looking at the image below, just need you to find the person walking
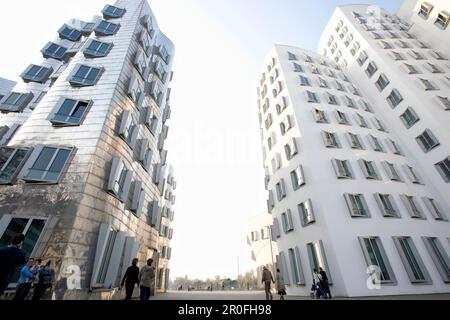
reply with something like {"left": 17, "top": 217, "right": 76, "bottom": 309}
{"left": 32, "top": 261, "right": 54, "bottom": 300}
{"left": 138, "top": 259, "right": 155, "bottom": 301}
{"left": 14, "top": 258, "right": 36, "bottom": 300}
{"left": 275, "top": 269, "right": 287, "bottom": 300}
{"left": 0, "top": 234, "right": 27, "bottom": 296}
{"left": 120, "top": 258, "right": 140, "bottom": 301}
{"left": 319, "top": 267, "right": 332, "bottom": 299}
{"left": 312, "top": 269, "right": 323, "bottom": 299}
{"left": 261, "top": 266, "right": 274, "bottom": 301}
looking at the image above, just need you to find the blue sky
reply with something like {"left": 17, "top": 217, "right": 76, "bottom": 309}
{"left": 0, "top": 0, "right": 403, "bottom": 280}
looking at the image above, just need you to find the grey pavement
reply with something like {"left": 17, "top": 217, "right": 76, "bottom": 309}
{"left": 153, "top": 290, "right": 450, "bottom": 300}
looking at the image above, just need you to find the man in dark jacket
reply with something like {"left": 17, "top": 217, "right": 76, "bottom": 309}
{"left": 121, "top": 258, "right": 140, "bottom": 300}
{"left": 319, "top": 267, "right": 332, "bottom": 299}
{"left": 0, "top": 234, "right": 26, "bottom": 295}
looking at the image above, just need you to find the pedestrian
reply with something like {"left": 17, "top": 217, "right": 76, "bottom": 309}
{"left": 120, "top": 258, "right": 140, "bottom": 301}
{"left": 319, "top": 267, "right": 332, "bottom": 299}
{"left": 312, "top": 268, "right": 323, "bottom": 299}
{"left": 275, "top": 269, "right": 287, "bottom": 300}
{"left": 32, "top": 261, "right": 54, "bottom": 300}
{"left": 14, "top": 258, "right": 36, "bottom": 300}
{"left": 138, "top": 258, "right": 155, "bottom": 301}
{"left": 0, "top": 233, "right": 27, "bottom": 296}
{"left": 261, "top": 266, "right": 274, "bottom": 301}
{"left": 31, "top": 259, "right": 43, "bottom": 275}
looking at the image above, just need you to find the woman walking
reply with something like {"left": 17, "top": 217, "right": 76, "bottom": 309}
{"left": 275, "top": 269, "right": 287, "bottom": 300}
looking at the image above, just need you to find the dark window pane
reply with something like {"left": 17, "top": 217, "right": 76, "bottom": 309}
{"left": 45, "top": 149, "right": 71, "bottom": 181}
{"left": 32, "top": 147, "right": 56, "bottom": 171}
{"left": 0, "top": 218, "right": 28, "bottom": 248}
{"left": 21, "top": 219, "right": 45, "bottom": 255}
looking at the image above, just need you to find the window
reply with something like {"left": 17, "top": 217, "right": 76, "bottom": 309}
{"left": 386, "top": 89, "right": 403, "bottom": 108}
{"left": 265, "top": 113, "right": 273, "bottom": 130}
{"left": 422, "top": 198, "right": 447, "bottom": 221}
{"left": 20, "top": 64, "right": 53, "bottom": 84}
{"left": 416, "top": 129, "right": 440, "bottom": 153}
{"left": 357, "top": 51, "right": 368, "bottom": 66}
{"left": 332, "top": 159, "right": 353, "bottom": 179}
{"left": 318, "top": 78, "right": 328, "bottom": 88}
{"left": 335, "top": 81, "right": 345, "bottom": 91}
{"left": 58, "top": 25, "right": 82, "bottom": 42}
{"left": 288, "top": 247, "right": 305, "bottom": 285}
{"left": 0, "top": 124, "right": 20, "bottom": 146}
{"left": 281, "top": 210, "right": 294, "bottom": 233}
{"left": 393, "top": 237, "right": 431, "bottom": 284}
{"left": 397, "top": 40, "right": 410, "bottom": 48}
{"left": 360, "top": 100, "right": 373, "bottom": 112}
{"left": 306, "top": 91, "right": 319, "bottom": 103}
{"left": 280, "top": 115, "right": 293, "bottom": 135}
{"left": 102, "top": 4, "right": 126, "bottom": 19}
{"left": 307, "top": 241, "right": 332, "bottom": 284}
{"left": 21, "top": 146, "right": 73, "bottom": 183}
{"left": 157, "top": 45, "right": 171, "bottom": 64}
{"left": 347, "top": 132, "right": 364, "bottom": 150}
{"left": 81, "top": 22, "right": 96, "bottom": 34}
{"left": 322, "top": 131, "right": 340, "bottom": 148}
{"left": 365, "top": 61, "right": 378, "bottom": 77}
{"left": 107, "top": 157, "right": 133, "bottom": 202}
{"left": 418, "top": 78, "right": 438, "bottom": 90}
{"left": 371, "top": 32, "right": 382, "bottom": 39}
{"left": 336, "top": 110, "right": 350, "bottom": 125}
{"left": 434, "top": 11, "right": 450, "bottom": 30}
{"left": 422, "top": 237, "right": 450, "bottom": 283}
{"left": 50, "top": 98, "right": 91, "bottom": 126}
{"left": 285, "top": 138, "right": 298, "bottom": 160}
{"left": 390, "top": 51, "right": 405, "bottom": 60}
{"left": 310, "top": 65, "right": 320, "bottom": 75}
{"left": 409, "top": 50, "right": 424, "bottom": 59}
{"left": 375, "top": 74, "right": 390, "bottom": 91}
{"left": 30, "top": 91, "right": 47, "bottom": 110}
{"left": 298, "top": 199, "right": 315, "bottom": 226}
{"left": 150, "top": 81, "right": 164, "bottom": 105}
{"left": 128, "top": 77, "right": 143, "bottom": 108}
{"left": 95, "top": 20, "right": 120, "bottom": 36}
{"left": 293, "top": 63, "right": 303, "bottom": 72}
{"left": 119, "top": 111, "right": 138, "bottom": 149}
{"left": 403, "top": 63, "right": 419, "bottom": 74}
{"left": 356, "top": 114, "right": 369, "bottom": 128}
{"left": 130, "top": 180, "right": 145, "bottom": 216}
{"left": 358, "top": 237, "right": 396, "bottom": 284}
{"left": 276, "top": 97, "right": 289, "bottom": 115}
{"left": 134, "top": 51, "right": 148, "bottom": 78}
{"left": 437, "top": 96, "right": 450, "bottom": 110}
{"left": 383, "top": 161, "right": 402, "bottom": 181}
{"left": 69, "top": 65, "right": 103, "bottom": 87}
{"left": 431, "top": 50, "right": 447, "bottom": 60}
{"left": 349, "top": 85, "right": 360, "bottom": 96}
{"left": 288, "top": 52, "right": 297, "bottom": 61}
{"left": 425, "top": 63, "right": 443, "bottom": 73}
{"left": 401, "top": 195, "right": 426, "bottom": 219}
{"left": 41, "top": 42, "right": 68, "bottom": 61}
{"left": 368, "top": 135, "right": 385, "bottom": 152}
{"left": 267, "top": 191, "right": 275, "bottom": 213}
{"left": 375, "top": 194, "right": 400, "bottom": 217}
{"left": 138, "top": 139, "right": 153, "bottom": 171}
{"left": 275, "top": 179, "right": 287, "bottom": 201}
{"left": 83, "top": 39, "right": 113, "bottom": 58}
{"left": 155, "top": 61, "right": 168, "bottom": 83}
{"left": 388, "top": 32, "right": 399, "bottom": 39}
{"left": 386, "top": 139, "right": 403, "bottom": 155}
{"left": 304, "top": 54, "right": 313, "bottom": 63}
{"left": 418, "top": 3, "right": 433, "bottom": 19}
{"left": 290, "top": 165, "right": 305, "bottom": 190}
{"left": 312, "top": 109, "right": 328, "bottom": 123}
{"left": 0, "top": 147, "right": 30, "bottom": 184}
{"left": 326, "top": 69, "right": 335, "bottom": 78}
{"left": 140, "top": 31, "right": 152, "bottom": 55}
{"left": 344, "top": 193, "right": 371, "bottom": 217}
{"left": 379, "top": 40, "right": 392, "bottom": 49}
{"left": 299, "top": 75, "right": 310, "bottom": 86}
{"left": 403, "top": 165, "right": 422, "bottom": 184}
{"left": 435, "top": 157, "right": 450, "bottom": 182}
{"left": 325, "top": 93, "right": 339, "bottom": 105}
{"left": 0, "top": 92, "right": 34, "bottom": 113}
{"left": 400, "top": 107, "right": 419, "bottom": 128}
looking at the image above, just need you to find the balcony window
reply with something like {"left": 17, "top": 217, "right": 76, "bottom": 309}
{"left": 0, "top": 92, "right": 34, "bottom": 113}
{"left": 58, "top": 25, "right": 82, "bottom": 42}
{"left": 375, "top": 194, "right": 400, "bottom": 218}
{"left": 69, "top": 65, "right": 104, "bottom": 87}
{"left": 386, "top": 89, "right": 403, "bottom": 108}
{"left": 107, "top": 157, "right": 133, "bottom": 202}
{"left": 368, "top": 135, "right": 385, "bottom": 152}
{"left": 0, "top": 147, "right": 31, "bottom": 184}
{"left": 41, "top": 42, "right": 68, "bottom": 61}
{"left": 50, "top": 98, "right": 91, "bottom": 126}
{"left": 400, "top": 107, "right": 419, "bottom": 128}
{"left": 290, "top": 165, "right": 305, "bottom": 190}
{"left": 435, "top": 157, "right": 450, "bottom": 182}
{"left": 344, "top": 194, "right": 370, "bottom": 217}
{"left": 102, "top": 5, "right": 126, "bottom": 19}
{"left": 416, "top": 129, "right": 440, "bottom": 153}
{"left": 418, "top": 78, "right": 438, "bottom": 90}
{"left": 119, "top": 111, "right": 139, "bottom": 149}
{"left": 359, "top": 160, "right": 380, "bottom": 180}
{"left": 95, "top": 20, "right": 120, "bottom": 36}
{"left": 83, "top": 39, "right": 114, "bottom": 58}
{"left": 322, "top": 131, "right": 340, "bottom": 148}
{"left": 332, "top": 159, "right": 353, "bottom": 179}
{"left": 306, "top": 91, "right": 319, "bottom": 103}
{"left": 20, "top": 64, "right": 53, "bottom": 84}
{"left": 434, "top": 11, "right": 450, "bottom": 29}
{"left": 298, "top": 200, "right": 315, "bottom": 226}
{"left": 313, "top": 109, "right": 328, "bottom": 123}
{"left": 347, "top": 132, "right": 364, "bottom": 150}
{"left": 418, "top": 2, "right": 433, "bottom": 19}
{"left": 401, "top": 195, "right": 426, "bottom": 219}
{"left": 365, "top": 61, "right": 378, "bottom": 77}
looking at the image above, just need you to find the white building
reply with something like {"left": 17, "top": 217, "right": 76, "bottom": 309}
{"left": 257, "top": 40, "right": 450, "bottom": 296}
{"left": 0, "top": 0, "right": 175, "bottom": 299}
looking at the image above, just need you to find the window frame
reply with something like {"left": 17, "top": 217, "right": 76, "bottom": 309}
{"left": 49, "top": 97, "right": 92, "bottom": 127}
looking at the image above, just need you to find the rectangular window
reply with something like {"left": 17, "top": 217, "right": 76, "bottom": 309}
{"left": 150, "top": 81, "right": 164, "bottom": 105}
{"left": 391, "top": 51, "right": 405, "bottom": 60}
{"left": 422, "top": 237, "right": 450, "bottom": 283}
{"left": 368, "top": 135, "right": 384, "bottom": 152}
{"left": 422, "top": 197, "right": 447, "bottom": 221}
{"left": 401, "top": 195, "right": 426, "bottom": 219}
{"left": 293, "top": 62, "right": 303, "bottom": 72}
{"left": 288, "top": 247, "right": 305, "bottom": 285}
{"left": 416, "top": 129, "right": 440, "bottom": 153}
{"left": 276, "top": 97, "right": 289, "bottom": 115}
{"left": 280, "top": 115, "right": 292, "bottom": 135}
{"left": 299, "top": 75, "right": 310, "bottom": 86}
{"left": 418, "top": 3, "right": 433, "bottom": 19}
{"left": 107, "top": 157, "right": 133, "bottom": 202}
{"left": 102, "top": 4, "right": 126, "bottom": 19}
{"left": 386, "top": 89, "right": 403, "bottom": 108}
{"left": 138, "top": 139, "right": 153, "bottom": 171}
{"left": 394, "top": 237, "right": 431, "bottom": 283}
{"left": 403, "top": 165, "right": 422, "bottom": 184}
{"left": 58, "top": 25, "right": 82, "bottom": 42}
{"left": 0, "top": 92, "right": 34, "bottom": 113}
{"left": 310, "top": 65, "right": 320, "bottom": 74}
{"left": 360, "top": 100, "right": 373, "bottom": 112}
{"left": 128, "top": 77, "right": 143, "bottom": 108}
{"left": 400, "top": 107, "right": 419, "bottom": 128}
{"left": 375, "top": 74, "right": 390, "bottom": 91}
{"left": 119, "top": 111, "right": 139, "bottom": 149}
{"left": 418, "top": 78, "right": 437, "bottom": 90}
{"left": 298, "top": 199, "right": 315, "bottom": 226}
{"left": 288, "top": 52, "right": 298, "bottom": 61}
{"left": 0, "top": 147, "right": 31, "bottom": 184}
{"left": 347, "top": 132, "right": 364, "bottom": 150}
{"left": 276, "top": 179, "right": 287, "bottom": 201}
{"left": 95, "top": 20, "right": 120, "bottom": 36}
{"left": 69, "top": 65, "right": 104, "bottom": 87}
{"left": 409, "top": 50, "right": 424, "bottom": 60}
{"left": 357, "top": 51, "right": 368, "bottom": 66}
{"left": 403, "top": 63, "right": 419, "bottom": 74}
{"left": 383, "top": 161, "right": 402, "bottom": 181}
{"left": 306, "top": 91, "right": 319, "bottom": 103}
{"left": 365, "top": 61, "right": 378, "bottom": 77}
{"left": 290, "top": 165, "right": 305, "bottom": 190}
{"left": 318, "top": 78, "right": 328, "bottom": 88}
{"left": 84, "top": 39, "right": 113, "bottom": 58}
{"left": 267, "top": 190, "right": 275, "bottom": 213}
{"left": 325, "top": 93, "right": 338, "bottom": 105}
{"left": 322, "top": 131, "right": 340, "bottom": 148}
{"left": 435, "top": 157, "right": 450, "bottom": 182}
{"left": 41, "top": 42, "right": 68, "bottom": 60}
{"left": 130, "top": 180, "right": 145, "bottom": 216}
{"left": 356, "top": 114, "right": 369, "bottom": 128}
{"left": 285, "top": 138, "right": 298, "bottom": 160}
{"left": 50, "top": 98, "right": 91, "bottom": 126}
{"left": 374, "top": 193, "right": 400, "bottom": 218}
{"left": 335, "top": 81, "right": 345, "bottom": 91}
{"left": 21, "top": 146, "right": 73, "bottom": 183}
{"left": 281, "top": 210, "right": 294, "bottom": 233}
{"left": 435, "top": 11, "right": 450, "bottom": 30}
{"left": 336, "top": 110, "right": 350, "bottom": 125}
{"left": 307, "top": 241, "right": 332, "bottom": 284}
{"left": 157, "top": 45, "right": 171, "bottom": 64}
{"left": 20, "top": 64, "right": 53, "bottom": 83}
{"left": 313, "top": 109, "right": 328, "bottom": 123}
{"left": 344, "top": 193, "right": 371, "bottom": 218}
{"left": 431, "top": 50, "right": 447, "bottom": 60}
{"left": 358, "top": 237, "right": 396, "bottom": 284}
{"left": 332, "top": 159, "right": 353, "bottom": 179}
{"left": 379, "top": 40, "right": 392, "bottom": 49}
{"left": 426, "top": 63, "right": 443, "bottom": 73}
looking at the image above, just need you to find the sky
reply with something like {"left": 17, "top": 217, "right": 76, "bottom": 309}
{"left": 0, "top": 0, "right": 402, "bottom": 281}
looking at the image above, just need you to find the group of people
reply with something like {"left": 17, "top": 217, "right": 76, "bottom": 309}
{"left": 120, "top": 258, "right": 156, "bottom": 300}
{"left": 0, "top": 233, "right": 54, "bottom": 300}
{"left": 261, "top": 265, "right": 332, "bottom": 300}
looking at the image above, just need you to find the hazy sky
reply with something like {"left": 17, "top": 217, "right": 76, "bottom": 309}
{"left": 0, "top": 0, "right": 402, "bottom": 280}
